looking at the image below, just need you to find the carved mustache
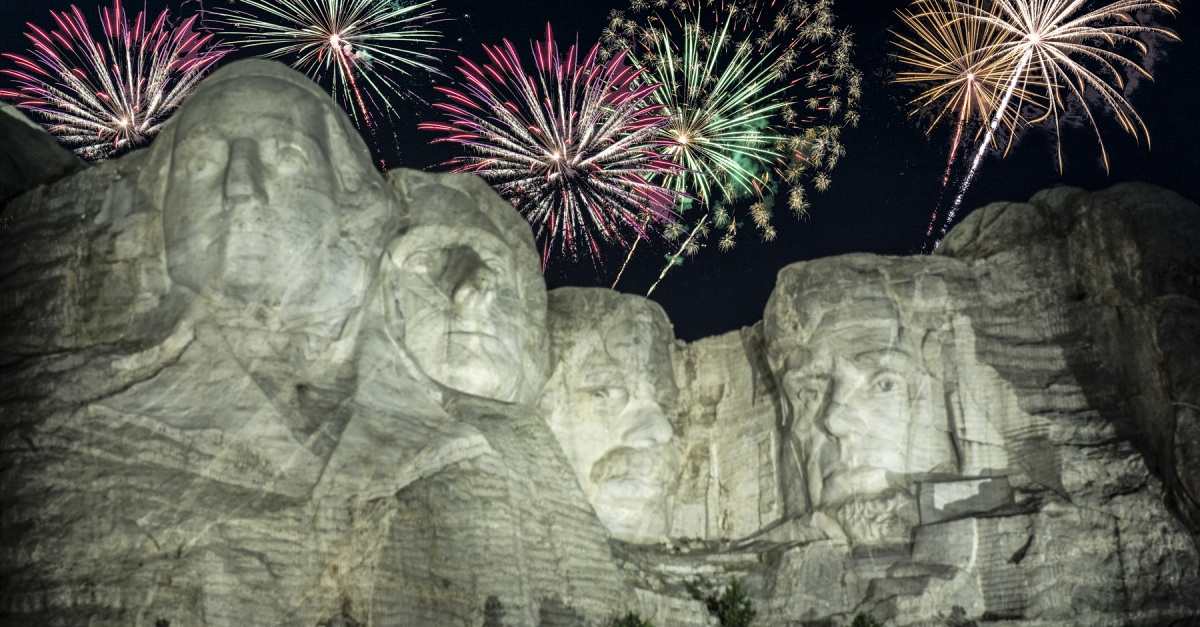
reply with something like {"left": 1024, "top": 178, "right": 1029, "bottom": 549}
{"left": 590, "top": 445, "right": 678, "bottom": 487}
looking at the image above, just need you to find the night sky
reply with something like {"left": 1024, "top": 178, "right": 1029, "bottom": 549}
{"left": 3, "top": 0, "right": 1196, "bottom": 341}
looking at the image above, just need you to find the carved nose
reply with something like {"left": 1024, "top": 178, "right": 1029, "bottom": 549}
{"left": 452, "top": 263, "right": 495, "bottom": 312}
{"left": 617, "top": 400, "right": 673, "bottom": 448}
{"left": 223, "top": 138, "right": 268, "bottom": 210}
{"left": 821, "top": 396, "right": 858, "bottom": 439}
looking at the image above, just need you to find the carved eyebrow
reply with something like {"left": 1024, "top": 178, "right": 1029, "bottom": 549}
{"left": 571, "top": 368, "right": 626, "bottom": 388}
{"left": 851, "top": 348, "right": 914, "bottom": 369}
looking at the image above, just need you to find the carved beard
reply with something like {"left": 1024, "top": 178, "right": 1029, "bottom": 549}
{"left": 588, "top": 445, "right": 679, "bottom": 542}
{"left": 831, "top": 489, "right": 919, "bottom": 545}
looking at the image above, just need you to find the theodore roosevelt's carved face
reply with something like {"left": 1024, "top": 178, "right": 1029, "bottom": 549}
{"left": 543, "top": 291, "right": 680, "bottom": 544}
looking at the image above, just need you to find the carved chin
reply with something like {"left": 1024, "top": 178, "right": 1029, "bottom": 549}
{"left": 424, "top": 333, "right": 523, "bottom": 401}
{"left": 590, "top": 483, "right": 671, "bottom": 544}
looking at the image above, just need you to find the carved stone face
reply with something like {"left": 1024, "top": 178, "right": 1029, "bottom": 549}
{"left": 161, "top": 76, "right": 380, "bottom": 336}
{"left": 387, "top": 225, "right": 527, "bottom": 402}
{"left": 769, "top": 293, "right": 957, "bottom": 512}
{"left": 544, "top": 293, "right": 680, "bottom": 543}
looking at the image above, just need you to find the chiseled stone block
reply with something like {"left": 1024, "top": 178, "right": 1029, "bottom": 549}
{"left": 917, "top": 476, "right": 1014, "bottom": 524}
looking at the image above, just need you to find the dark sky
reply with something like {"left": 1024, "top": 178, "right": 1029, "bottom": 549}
{"left": 3, "top": 0, "right": 1196, "bottom": 340}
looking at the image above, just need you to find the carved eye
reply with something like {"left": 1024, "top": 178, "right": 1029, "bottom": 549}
{"left": 187, "top": 154, "right": 221, "bottom": 177}
{"left": 583, "top": 386, "right": 629, "bottom": 413}
{"left": 870, "top": 373, "right": 905, "bottom": 395}
{"left": 275, "top": 143, "right": 307, "bottom": 174}
{"left": 175, "top": 135, "right": 224, "bottom": 177}
{"left": 406, "top": 249, "right": 446, "bottom": 276}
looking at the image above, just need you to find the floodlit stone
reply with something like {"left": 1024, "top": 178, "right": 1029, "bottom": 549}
{"left": 0, "top": 101, "right": 85, "bottom": 204}
{"left": 2, "top": 58, "right": 1199, "bottom": 627}
{"left": 542, "top": 288, "right": 681, "bottom": 544}
{"left": 386, "top": 168, "right": 549, "bottom": 405}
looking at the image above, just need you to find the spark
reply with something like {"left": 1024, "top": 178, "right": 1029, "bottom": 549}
{"left": 420, "top": 24, "right": 687, "bottom": 269}
{"left": 210, "top": 0, "right": 446, "bottom": 128}
{"left": 897, "top": 0, "right": 1178, "bottom": 241}
{"left": 0, "top": 0, "right": 228, "bottom": 160}
{"left": 604, "top": 0, "right": 860, "bottom": 288}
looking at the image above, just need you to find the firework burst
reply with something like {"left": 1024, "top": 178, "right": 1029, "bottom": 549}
{"left": 891, "top": 0, "right": 1036, "bottom": 181}
{"left": 210, "top": 0, "right": 446, "bottom": 128}
{"left": 602, "top": 0, "right": 860, "bottom": 288}
{"left": 891, "top": 0, "right": 1043, "bottom": 238}
{"left": 894, "top": 0, "right": 1179, "bottom": 242}
{"left": 419, "top": 24, "right": 687, "bottom": 268}
{"left": 0, "top": 0, "right": 228, "bottom": 160}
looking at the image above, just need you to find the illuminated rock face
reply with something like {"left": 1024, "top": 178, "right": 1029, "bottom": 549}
{"left": 542, "top": 288, "right": 682, "bottom": 544}
{"left": 2, "top": 58, "right": 1199, "bottom": 627}
{"left": 0, "top": 60, "right": 628, "bottom": 627}
{"left": 0, "top": 101, "right": 84, "bottom": 204}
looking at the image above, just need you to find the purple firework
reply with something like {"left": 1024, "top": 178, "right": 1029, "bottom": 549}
{"left": 420, "top": 24, "right": 686, "bottom": 269}
{"left": 1, "top": 0, "right": 229, "bottom": 160}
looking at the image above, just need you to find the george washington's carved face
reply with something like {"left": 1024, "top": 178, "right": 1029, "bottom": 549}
{"left": 161, "top": 75, "right": 387, "bottom": 336}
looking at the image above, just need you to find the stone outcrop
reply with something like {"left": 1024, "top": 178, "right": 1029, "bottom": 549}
{"left": 0, "top": 102, "right": 85, "bottom": 205}
{"left": 663, "top": 183, "right": 1200, "bottom": 626}
{"left": 0, "top": 60, "right": 629, "bottom": 627}
{"left": 2, "top": 59, "right": 1198, "bottom": 627}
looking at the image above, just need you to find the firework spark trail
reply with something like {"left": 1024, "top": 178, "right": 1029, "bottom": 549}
{"left": 0, "top": 0, "right": 228, "bottom": 160}
{"left": 211, "top": 0, "right": 446, "bottom": 129}
{"left": 891, "top": 0, "right": 1039, "bottom": 239}
{"left": 420, "top": 24, "right": 687, "bottom": 268}
{"left": 938, "top": 0, "right": 1178, "bottom": 239}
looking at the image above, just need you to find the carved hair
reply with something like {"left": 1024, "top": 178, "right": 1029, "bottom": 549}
{"left": 763, "top": 253, "right": 972, "bottom": 375}
{"left": 139, "top": 59, "right": 393, "bottom": 239}
{"left": 543, "top": 287, "right": 677, "bottom": 404}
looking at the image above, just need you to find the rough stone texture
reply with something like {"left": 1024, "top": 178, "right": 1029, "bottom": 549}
{"left": 3, "top": 58, "right": 1199, "bottom": 627}
{"left": 671, "top": 323, "right": 783, "bottom": 541}
{"left": 0, "top": 102, "right": 85, "bottom": 205}
{"left": 542, "top": 288, "right": 681, "bottom": 545}
{"left": 0, "top": 60, "right": 630, "bottom": 627}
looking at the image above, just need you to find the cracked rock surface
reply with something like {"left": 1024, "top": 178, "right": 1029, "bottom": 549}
{"left": 3, "top": 59, "right": 1199, "bottom": 627}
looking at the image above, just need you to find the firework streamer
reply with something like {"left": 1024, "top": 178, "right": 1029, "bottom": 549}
{"left": 1, "top": 0, "right": 229, "bottom": 160}
{"left": 939, "top": 0, "right": 1178, "bottom": 240}
{"left": 891, "top": 0, "right": 1039, "bottom": 240}
{"left": 603, "top": 0, "right": 861, "bottom": 290}
{"left": 210, "top": 0, "right": 447, "bottom": 129}
{"left": 420, "top": 24, "right": 687, "bottom": 269}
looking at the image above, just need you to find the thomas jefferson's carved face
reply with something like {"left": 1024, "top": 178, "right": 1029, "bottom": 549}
{"left": 387, "top": 225, "right": 527, "bottom": 402}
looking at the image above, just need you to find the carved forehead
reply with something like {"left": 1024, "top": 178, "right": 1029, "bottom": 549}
{"left": 174, "top": 79, "right": 330, "bottom": 138}
{"left": 189, "top": 58, "right": 335, "bottom": 105}
{"left": 764, "top": 254, "right": 967, "bottom": 366}
{"left": 548, "top": 288, "right": 675, "bottom": 372}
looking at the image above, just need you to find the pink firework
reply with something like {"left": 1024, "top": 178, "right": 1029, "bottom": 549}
{"left": 420, "top": 24, "right": 686, "bottom": 269}
{"left": 1, "top": 0, "right": 229, "bottom": 160}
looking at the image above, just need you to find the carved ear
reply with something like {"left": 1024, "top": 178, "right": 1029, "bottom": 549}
{"left": 141, "top": 123, "right": 175, "bottom": 216}
{"left": 325, "top": 109, "right": 368, "bottom": 195}
{"left": 380, "top": 239, "right": 407, "bottom": 345}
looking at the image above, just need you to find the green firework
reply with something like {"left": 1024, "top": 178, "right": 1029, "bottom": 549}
{"left": 604, "top": 0, "right": 861, "bottom": 252}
